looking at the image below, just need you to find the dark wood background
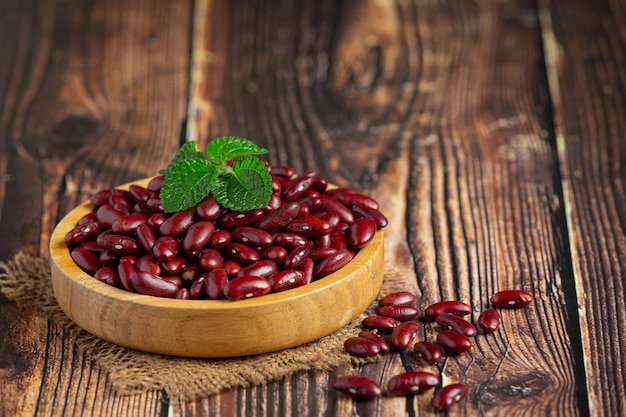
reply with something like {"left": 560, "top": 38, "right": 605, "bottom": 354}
{"left": 1, "top": 0, "right": 625, "bottom": 415}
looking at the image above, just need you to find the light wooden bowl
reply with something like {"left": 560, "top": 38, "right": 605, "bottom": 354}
{"left": 49, "top": 178, "right": 384, "bottom": 358}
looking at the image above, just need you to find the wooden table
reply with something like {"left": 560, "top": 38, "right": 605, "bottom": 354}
{"left": 1, "top": 0, "right": 624, "bottom": 415}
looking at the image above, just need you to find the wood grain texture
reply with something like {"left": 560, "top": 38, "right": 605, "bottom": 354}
{"left": 541, "top": 0, "right": 626, "bottom": 415}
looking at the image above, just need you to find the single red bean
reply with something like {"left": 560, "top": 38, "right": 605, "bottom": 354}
{"left": 269, "top": 165, "right": 295, "bottom": 179}
{"left": 255, "top": 202, "right": 301, "bottom": 232}
{"left": 203, "top": 268, "right": 228, "bottom": 300}
{"left": 195, "top": 196, "right": 223, "bottom": 220}
{"left": 424, "top": 300, "right": 472, "bottom": 319}
{"left": 432, "top": 383, "right": 468, "bottom": 410}
{"left": 285, "top": 216, "right": 332, "bottom": 238}
{"left": 146, "top": 175, "right": 164, "bottom": 192}
{"left": 259, "top": 245, "right": 288, "bottom": 262}
{"left": 225, "top": 243, "right": 260, "bottom": 264}
{"left": 159, "top": 210, "right": 195, "bottom": 236}
{"left": 362, "top": 315, "right": 401, "bottom": 333}
{"left": 490, "top": 290, "right": 533, "bottom": 308}
{"left": 208, "top": 229, "right": 231, "bottom": 249}
{"left": 309, "top": 173, "right": 328, "bottom": 193}
{"left": 296, "top": 202, "right": 310, "bottom": 218}
{"left": 119, "top": 255, "right": 138, "bottom": 265}
{"left": 219, "top": 209, "right": 265, "bottom": 229}
{"left": 314, "top": 211, "right": 340, "bottom": 229}
{"left": 136, "top": 223, "right": 157, "bottom": 252}
{"left": 437, "top": 330, "right": 472, "bottom": 353}
{"left": 65, "top": 221, "right": 101, "bottom": 247}
{"left": 387, "top": 371, "right": 439, "bottom": 395}
{"left": 330, "top": 230, "right": 349, "bottom": 252}
{"left": 298, "top": 257, "right": 314, "bottom": 285}
{"left": 188, "top": 276, "right": 206, "bottom": 300}
{"left": 413, "top": 341, "right": 443, "bottom": 364}
{"left": 117, "top": 259, "right": 137, "bottom": 293}
{"left": 478, "top": 308, "right": 501, "bottom": 332}
{"left": 281, "top": 175, "right": 315, "bottom": 202}
{"left": 96, "top": 204, "right": 125, "bottom": 228}
{"left": 145, "top": 196, "right": 164, "bottom": 212}
{"left": 267, "top": 269, "right": 306, "bottom": 292}
{"left": 238, "top": 260, "right": 277, "bottom": 278}
{"left": 351, "top": 205, "right": 388, "bottom": 228}
{"left": 152, "top": 236, "right": 179, "bottom": 262}
{"left": 331, "top": 376, "right": 381, "bottom": 398}
{"left": 160, "top": 256, "right": 188, "bottom": 275}
{"left": 78, "top": 212, "right": 98, "bottom": 226}
{"left": 80, "top": 240, "right": 105, "bottom": 253}
{"left": 358, "top": 331, "right": 391, "bottom": 354}
{"left": 379, "top": 292, "right": 416, "bottom": 307}
{"left": 160, "top": 274, "right": 184, "bottom": 288}
{"left": 223, "top": 259, "right": 242, "bottom": 277}
{"left": 109, "top": 193, "right": 132, "bottom": 214}
{"left": 147, "top": 213, "right": 167, "bottom": 230}
{"left": 98, "top": 250, "right": 119, "bottom": 266}
{"left": 344, "top": 336, "right": 380, "bottom": 357}
{"left": 137, "top": 255, "right": 162, "bottom": 275}
{"left": 111, "top": 214, "right": 147, "bottom": 235}
{"left": 96, "top": 233, "right": 140, "bottom": 255}
{"left": 318, "top": 195, "right": 354, "bottom": 224}
{"left": 323, "top": 187, "right": 356, "bottom": 199}
{"left": 308, "top": 247, "right": 338, "bottom": 262}
{"left": 376, "top": 305, "right": 419, "bottom": 321}
{"left": 272, "top": 233, "right": 313, "bottom": 249}
{"left": 199, "top": 248, "right": 224, "bottom": 270}
{"left": 175, "top": 288, "right": 190, "bottom": 299}
{"left": 90, "top": 189, "right": 113, "bottom": 207}
{"left": 129, "top": 184, "right": 150, "bottom": 203}
{"left": 298, "top": 195, "right": 322, "bottom": 212}
{"left": 181, "top": 264, "right": 202, "bottom": 282}
{"left": 389, "top": 321, "right": 419, "bottom": 350}
{"left": 70, "top": 248, "right": 101, "bottom": 274}
{"left": 94, "top": 266, "right": 121, "bottom": 287}
{"left": 436, "top": 314, "right": 477, "bottom": 337}
{"left": 231, "top": 227, "right": 273, "bottom": 248}
{"left": 223, "top": 275, "right": 271, "bottom": 300}
{"left": 182, "top": 220, "right": 215, "bottom": 252}
{"left": 313, "top": 250, "right": 352, "bottom": 279}
{"left": 339, "top": 192, "right": 380, "bottom": 211}
{"left": 131, "top": 271, "right": 179, "bottom": 298}
{"left": 282, "top": 245, "right": 311, "bottom": 268}
{"left": 265, "top": 194, "right": 282, "bottom": 210}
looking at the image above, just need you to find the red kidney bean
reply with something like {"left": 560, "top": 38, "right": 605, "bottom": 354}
{"left": 188, "top": 276, "right": 206, "bottom": 300}
{"left": 152, "top": 236, "right": 179, "bottom": 262}
{"left": 285, "top": 216, "right": 331, "bottom": 238}
{"left": 351, "top": 205, "right": 388, "bottom": 228}
{"left": 238, "top": 260, "right": 277, "bottom": 278}
{"left": 330, "top": 230, "right": 349, "bottom": 252}
{"left": 478, "top": 308, "right": 501, "bottom": 332}
{"left": 389, "top": 321, "right": 419, "bottom": 350}
{"left": 225, "top": 243, "right": 260, "bottom": 264}
{"left": 270, "top": 177, "right": 282, "bottom": 194}
{"left": 331, "top": 376, "right": 381, "bottom": 398}
{"left": 273, "top": 233, "right": 313, "bottom": 249}
{"left": 318, "top": 195, "right": 354, "bottom": 224}
{"left": 314, "top": 211, "right": 340, "bottom": 229}
{"left": 80, "top": 240, "right": 105, "bottom": 253}
{"left": 129, "top": 184, "right": 150, "bottom": 203}
{"left": 160, "top": 256, "right": 188, "bottom": 275}
{"left": 208, "top": 229, "right": 231, "bottom": 248}
{"left": 281, "top": 175, "right": 315, "bottom": 202}
{"left": 358, "top": 331, "right": 391, "bottom": 354}
{"left": 265, "top": 194, "right": 282, "bottom": 210}
{"left": 282, "top": 245, "right": 311, "bottom": 268}
{"left": 196, "top": 196, "right": 222, "bottom": 220}
{"left": 96, "top": 204, "right": 125, "bottom": 228}
{"left": 387, "top": 371, "right": 439, "bottom": 395}
{"left": 137, "top": 255, "right": 161, "bottom": 275}
{"left": 362, "top": 315, "right": 401, "bottom": 333}
{"left": 413, "top": 341, "right": 443, "bottom": 364}
{"left": 432, "top": 383, "right": 468, "bottom": 410}
{"left": 146, "top": 175, "right": 164, "bottom": 192}
{"left": 424, "top": 300, "right": 472, "bottom": 319}
{"left": 117, "top": 259, "right": 137, "bottom": 292}
{"left": 259, "top": 245, "right": 288, "bottom": 262}
{"left": 131, "top": 271, "right": 179, "bottom": 298}
{"left": 379, "top": 292, "right": 416, "bottom": 307}
{"left": 339, "top": 192, "right": 380, "bottom": 211}
{"left": 437, "top": 330, "right": 472, "bottom": 353}
{"left": 223, "top": 275, "right": 271, "bottom": 300}
{"left": 70, "top": 248, "right": 101, "bottom": 274}
{"left": 231, "top": 227, "right": 273, "bottom": 248}
{"left": 267, "top": 269, "right": 306, "bottom": 292}
{"left": 181, "top": 264, "right": 202, "bottom": 282}
{"left": 298, "top": 195, "right": 322, "bottom": 212}
{"left": 147, "top": 213, "right": 167, "bottom": 230}
{"left": 111, "top": 214, "right": 147, "bottom": 235}
{"left": 490, "top": 289, "right": 533, "bottom": 308}
{"left": 94, "top": 266, "right": 121, "bottom": 287}
{"left": 136, "top": 223, "right": 157, "bottom": 252}
{"left": 296, "top": 202, "right": 309, "bottom": 218}
{"left": 175, "top": 288, "right": 190, "bottom": 299}
{"left": 313, "top": 250, "right": 352, "bottom": 279}
{"left": 298, "top": 257, "right": 314, "bottom": 285}
{"left": 269, "top": 165, "right": 294, "bottom": 179}
{"left": 344, "top": 336, "right": 380, "bottom": 357}
{"left": 199, "top": 248, "right": 223, "bottom": 270}
{"left": 78, "top": 212, "right": 98, "bottom": 226}
{"left": 119, "top": 255, "right": 138, "bottom": 266}
{"left": 90, "top": 189, "right": 113, "bottom": 207}
{"left": 160, "top": 274, "right": 183, "bottom": 288}
{"left": 65, "top": 221, "right": 101, "bottom": 247}
{"left": 109, "top": 193, "right": 132, "bottom": 214}
{"left": 202, "top": 268, "right": 228, "bottom": 300}
{"left": 376, "top": 305, "right": 419, "bottom": 321}
{"left": 255, "top": 202, "right": 301, "bottom": 232}
{"left": 145, "top": 196, "right": 164, "bottom": 212}
{"left": 98, "top": 250, "right": 118, "bottom": 266}
{"left": 96, "top": 233, "right": 140, "bottom": 255}
{"left": 223, "top": 259, "right": 242, "bottom": 277}
{"left": 219, "top": 209, "right": 265, "bottom": 229}
{"left": 436, "top": 314, "right": 477, "bottom": 337}
{"left": 159, "top": 210, "right": 195, "bottom": 236}
{"left": 310, "top": 173, "right": 328, "bottom": 193}
{"left": 182, "top": 221, "right": 215, "bottom": 252}
{"left": 308, "top": 247, "right": 338, "bottom": 262}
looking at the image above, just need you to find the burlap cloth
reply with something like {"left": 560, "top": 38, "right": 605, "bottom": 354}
{"left": 0, "top": 253, "right": 403, "bottom": 403}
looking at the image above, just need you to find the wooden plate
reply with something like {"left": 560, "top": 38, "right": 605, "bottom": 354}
{"left": 49, "top": 179, "right": 384, "bottom": 357}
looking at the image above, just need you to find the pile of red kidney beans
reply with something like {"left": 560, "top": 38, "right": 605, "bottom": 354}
{"left": 64, "top": 166, "right": 388, "bottom": 300}
{"left": 333, "top": 289, "right": 533, "bottom": 410}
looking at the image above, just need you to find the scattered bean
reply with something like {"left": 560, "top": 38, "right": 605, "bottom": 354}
{"left": 478, "top": 308, "right": 501, "bottom": 332}
{"left": 490, "top": 290, "right": 533, "bottom": 308}
{"left": 331, "top": 376, "right": 382, "bottom": 398}
{"left": 344, "top": 336, "right": 381, "bottom": 357}
{"left": 435, "top": 314, "right": 477, "bottom": 337}
{"left": 387, "top": 371, "right": 439, "bottom": 395}
{"left": 432, "top": 383, "right": 468, "bottom": 410}
{"left": 413, "top": 341, "right": 443, "bottom": 364}
{"left": 437, "top": 330, "right": 472, "bottom": 353}
{"left": 424, "top": 300, "right": 472, "bottom": 319}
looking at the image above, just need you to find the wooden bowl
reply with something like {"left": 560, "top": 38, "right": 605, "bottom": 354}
{"left": 49, "top": 179, "right": 384, "bottom": 358}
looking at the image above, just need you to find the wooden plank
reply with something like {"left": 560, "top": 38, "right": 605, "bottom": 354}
{"left": 0, "top": 0, "right": 192, "bottom": 415}
{"left": 184, "top": 0, "right": 583, "bottom": 415}
{"left": 540, "top": 0, "right": 626, "bottom": 415}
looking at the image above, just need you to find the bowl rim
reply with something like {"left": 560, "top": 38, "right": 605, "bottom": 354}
{"left": 50, "top": 177, "right": 384, "bottom": 312}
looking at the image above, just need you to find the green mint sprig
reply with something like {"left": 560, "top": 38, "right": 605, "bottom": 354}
{"left": 158, "top": 137, "right": 272, "bottom": 213}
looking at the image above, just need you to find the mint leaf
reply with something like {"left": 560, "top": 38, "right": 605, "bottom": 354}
{"left": 160, "top": 158, "right": 218, "bottom": 212}
{"left": 159, "top": 141, "right": 204, "bottom": 176}
{"left": 211, "top": 156, "right": 272, "bottom": 210}
{"left": 205, "top": 136, "right": 268, "bottom": 164}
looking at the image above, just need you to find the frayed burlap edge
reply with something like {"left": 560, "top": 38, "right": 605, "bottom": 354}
{"left": 0, "top": 252, "right": 410, "bottom": 403}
